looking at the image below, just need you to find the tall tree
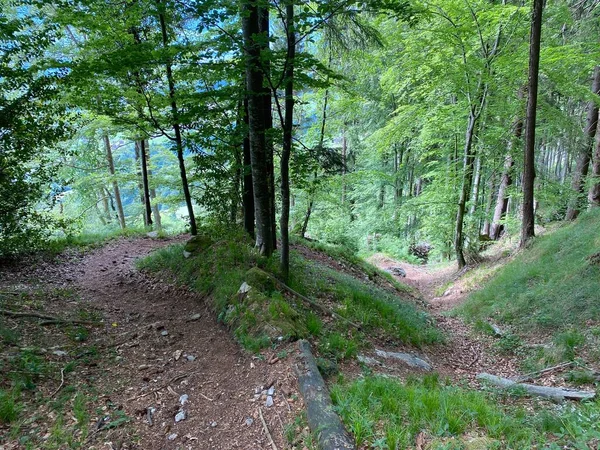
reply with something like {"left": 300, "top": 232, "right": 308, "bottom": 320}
{"left": 243, "top": 0, "right": 274, "bottom": 256}
{"left": 521, "top": 0, "right": 544, "bottom": 247}
{"left": 102, "top": 134, "right": 127, "bottom": 230}
{"left": 280, "top": 0, "right": 296, "bottom": 279}
{"left": 156, "top": 0, "right": 198, "bottom": 235}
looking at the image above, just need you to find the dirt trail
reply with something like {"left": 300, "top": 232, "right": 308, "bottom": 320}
{"left": 366, "top": 254, "right": 520, "bottom": 383}
{"left": 1, "top": 237, "right": 300, "bottom": 450}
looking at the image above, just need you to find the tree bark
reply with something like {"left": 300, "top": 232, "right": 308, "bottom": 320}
{"left": 521, "top": 0, "right": 543, "bottom": 247}
{"left": 259, "top": 5, "right": 277, "bottom": 250}
{"left": 280, "top": 0, "right": 295, "bottom": 280}
{"left": 243, "top": 97, "right": 255, "bottom": 238}
{"left": 103, "top": 134, "right": 126, "bottom": 229}
{"left": 157, "top": 3, "right": 197, "bottom": 235}
{"left": 139, "top": 139, "right": 153, "bottom": 228}
{"left": 588, "top": 110, "right": 600, "bottom": 206}
{"left": 243, "top": 0, "right": 274, "bottom": 256}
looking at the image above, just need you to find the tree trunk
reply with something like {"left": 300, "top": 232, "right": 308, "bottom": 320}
{"left": 481, "top": 171, "right": 496, "bottom": 236}
{"left": 588, "top": 110, "right": 600, "bottom": 206}
{"left": 280, "top": 0, "right": 295, "bottom": 280}
{"left": 259, "top": 5, "right": 277, "bottom": 250}
{"left": 243, "top": 97, "right": 255, "bottom": 238}
{"left": 145, "top": 140, "right": 162, "bottom": 231}
{"left": 521, "top": 0, "right": 543, "bottom": 247}
{"left": 455, "top": 109, "right": 479, "bottom": 268}
{"left": 469, "top": 157, "right": 482, "bottom": 215}
{"left": 139, "top": 139, "right": 153, "bottom": 228}
{"left": 300, "top": 199, "right": 313, "bottom": 238}
{"left": 103, "top": 134, "right": 126, "bottom": 229}
{"left": 100, "top": 189, "right": 111, "bottom": 223}
{"left": 157, "top": 4, "right": 197, "bottom": 235}
{"left": 135, "top": 141, "right": 149, "bottom": 227}
{"left": 565, "top": 65, "right": 600, "bottom": 215}
{"left": 243, "top": 0, "right": 274, "bottom": 256}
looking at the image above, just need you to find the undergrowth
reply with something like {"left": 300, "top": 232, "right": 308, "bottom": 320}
{"left": 332, "top": 374, "right": 600, "bottom": 449}
{"left": 457, "top": 209, "right": 600, "bottom": 351}
{"left": 138, "top": 226, "right": 439, "bottom": 355}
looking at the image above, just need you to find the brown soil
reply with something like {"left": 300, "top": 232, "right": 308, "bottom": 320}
{"left": 364, "top": 253, "right": 521, "bottom": 384}
{"left": 0, "top": 237, "right": 302, "bottom": 450}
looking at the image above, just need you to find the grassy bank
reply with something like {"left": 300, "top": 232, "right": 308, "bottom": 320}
{"left": 137, "top": 228, "right": 440, "bottom": 356}
{"left": 332, "top": 374, "right": 600, "bottom": 449}
{"left": 457, "top": 210, "right": 600, "bottom": 340}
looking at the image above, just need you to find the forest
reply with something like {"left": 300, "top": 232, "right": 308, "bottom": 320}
{"left": 2, "top": 0, "right": 600, "bottom": 449}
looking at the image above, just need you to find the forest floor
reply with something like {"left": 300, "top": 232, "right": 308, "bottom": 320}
{"left": 0, "top": 236, "right": 302, "bottom": 450}
{"left": 2, "top": 234, "right": 591, "bottom": 450}
{"left": 360, "top": 251, "right": 522, "bottom": 384}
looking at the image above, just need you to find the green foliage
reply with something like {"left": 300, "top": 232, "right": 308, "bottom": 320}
{"left": 0, "top": 3, "right": 74, "bottom": 257}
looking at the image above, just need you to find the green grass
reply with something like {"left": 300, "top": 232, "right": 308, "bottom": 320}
{"left": 457, "top": 210, "right": 600, "bottom": 336}
{"left": 139, "top": 226, "right": 439, "bottom": 354}
{"left": 331, "top": 374, "right": 600, "bottom": 449}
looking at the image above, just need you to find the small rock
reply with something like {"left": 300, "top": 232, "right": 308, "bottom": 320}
{"left": 238, "top": 282, "right": 251, "bottom": 294}
{"left": 52, "top": 350, "right": 67, "bottom": 357}
{"left": 173, "top": 350, "right": 183, "bottom": 361}
{"left": 265, "top": 396, "right": 273, "bottom": 407}
{"left": 179, "top": 394, "right": 188, "bottom": 405}
{"left": 245, "top": 417, "right": 253, "bottom": 426}
{"left": 161, "top": 330, "right": 169, "bottom": 336}
{"left": 167, "top": 433, "right": 178, "bottom": 441}
{"left": 267, "top": 386, "right": 275, "bottom": 396}
{"left": 175, "top": 410, "right": 187, "bottom": 423}
{"left": 147, "top": 231, "right": 159, "bottom": 238}
{"left": 210, "top": 421, "right": 217, "bottom": 428}
{"left": 183, "top": 250, "right": 192, "bottom": 258}
{"left": 185, "top": 355, "right": 196, "bottom": 362}
{"left": 189, "top": 313, "right": 201, "bottom": 321}
{"left": 138, "top": 364, "right": 151, "bottom": 370}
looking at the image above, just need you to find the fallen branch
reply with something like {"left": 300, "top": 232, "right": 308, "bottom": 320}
{"left": 254, "top": 269, "right": 361, "bottom": 330}
{"left": 0, "top": 309, "right": 99, "bottom": 326}
{"left": 513, "top": 361, "right": 574, "bottom": 383}
{"left": 295, "top": 340, "right": 355, "bottom": 450}
{"left": 50, "top": 367, "right": 65, "bottom": 398}
{"left": 259, "top": 407, "right": 278, "bottom": 450}
{"left": 477, "top": 373, "right": 595, "bottom": 401}
{"left": 126, "top": 369, "right": 202, "bottom": 402}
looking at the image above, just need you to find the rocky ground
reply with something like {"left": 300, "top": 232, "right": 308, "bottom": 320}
{"left": 0, "top": 237, "right": 303, "bottom": 450}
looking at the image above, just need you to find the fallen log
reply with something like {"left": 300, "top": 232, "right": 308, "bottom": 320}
{"left": 253, "top": 268, "right": 362, "bottom": 331}
{"left": 374, "top": 349, "right": 432, "bottom": 371}
{"left": 477, "top": 373, "right": 595, "bottom": 401}
{"left": 295, "top": 340, "right": 355, "bottom": 450}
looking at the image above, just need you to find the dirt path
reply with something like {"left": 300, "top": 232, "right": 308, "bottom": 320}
{"left": 366, "top": 254, "right": 520, "bottom": 383}
{"left": 1, "top": 237, "right": 300, "bottom": 450}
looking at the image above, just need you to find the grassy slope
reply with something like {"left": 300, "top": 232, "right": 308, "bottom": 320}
{"left": 457, "top": 209, "right": 600, "bottom": 334}
{"left": 330, "top": 212, "right": 600, "bottom": 449}
{"left": 138, "top": 228, "right": 440, "bottom": 356}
